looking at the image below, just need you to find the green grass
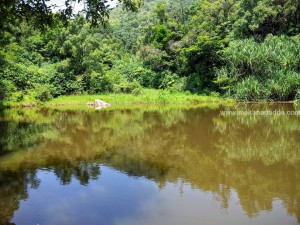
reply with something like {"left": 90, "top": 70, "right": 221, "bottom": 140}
{"left": 46, "top": 89, "right": 225, "bottom": 106}
{"left": 2, "top": 89, "right": 228, "bottom": 108}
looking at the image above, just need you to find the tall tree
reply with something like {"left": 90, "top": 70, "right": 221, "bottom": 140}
{"left": 0, "top": 0, "right": 140, "bottom": 30}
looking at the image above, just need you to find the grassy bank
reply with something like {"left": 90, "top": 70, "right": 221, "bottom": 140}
{"left": 2, "top": 89, "right": 228, "bottom": 108}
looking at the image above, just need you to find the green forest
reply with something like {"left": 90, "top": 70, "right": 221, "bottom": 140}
{"left": 1, "top": 0, "right": 300, "bottom": 106}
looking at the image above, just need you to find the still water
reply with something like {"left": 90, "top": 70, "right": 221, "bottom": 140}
{"left": 0, "top": 104, "right": 299, "bottom": 225}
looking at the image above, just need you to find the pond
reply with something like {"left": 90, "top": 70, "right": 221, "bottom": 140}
{"left": 0, "top": 104, "right": 299, "bottom": 225}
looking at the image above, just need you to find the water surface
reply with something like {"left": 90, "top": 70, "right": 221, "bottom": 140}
{"left": 0, "top": 104, "right": 299, "bottom": 225}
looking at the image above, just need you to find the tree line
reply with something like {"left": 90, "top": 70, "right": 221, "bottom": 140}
{"left": 0, "top": 0, "right": 300, "bottom": 103}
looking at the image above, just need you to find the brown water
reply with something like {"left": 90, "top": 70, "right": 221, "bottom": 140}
{"left": 0, "top": 104, "right": 299, "bottom": 225}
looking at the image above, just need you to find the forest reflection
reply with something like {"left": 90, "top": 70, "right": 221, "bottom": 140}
{"left": 0, "top": 104, "right": 299, "bottom": 224}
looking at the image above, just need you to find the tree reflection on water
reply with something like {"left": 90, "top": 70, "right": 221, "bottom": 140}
{"left": 0, "top": 104, "right": 299, "bottom": 224}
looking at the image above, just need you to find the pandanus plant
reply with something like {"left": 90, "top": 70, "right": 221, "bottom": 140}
{"left": 216, "top": 35, "right": 300, "bottom": 101}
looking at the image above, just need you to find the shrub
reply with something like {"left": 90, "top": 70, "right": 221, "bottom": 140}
{"left": 235, "top": 77, "right": 262, "bottom": 101}
{"left": 112, "top": 79, "right": 143, "bottom": 94}
{"left": 210, "top": 92, "right": 221, "bottom": 97}
{"left": 159, "top": 71, "right": 179, "bottom": 89}
{"left": 0, "top": 79, "right": 17, "bottom": 100}
{"left": 217, "top": 35, "right": 300, "bottom": 101}
{"left": 32, "top": 84, "right": 53, "bottom": 102}
{"left": 184, "top": 73, "right": 203, "bottom": 94}
{"left": 168, "top": 77, "right": 186, "bottom": 93}
{"left": 183, "top": 36, "right": 224, "bottom": 92}
{"left": 131, "top": 87, "right": 143, "bottom": 96}
{"left": 220, "top": 35, "right": 300, "bottom": 79}
{"left": 157, "top": 90, "right": 167, "bottom": 103}
{"left": 295, "top": 89, "right": 300, "bottom": 102}
{"left": 10, "top": 91, "right": 24, "bottom": 102}
{"left": 108, "top": 60, "right": 155, "bottom": 88}
{"left": 88, "top": 71, "right": 114, "bottom": 94}
{"left": 152, "top": 24, "right": 173, "bottom": 49}
{"left": 266, "top": 70, "right": 300, "bottom": 101}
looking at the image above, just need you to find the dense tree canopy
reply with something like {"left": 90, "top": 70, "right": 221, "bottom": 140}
{"left": 0, "top": 0, "right": 300, "bottom": 104}
{"left": 0, "top": 0, "right": 140, "bottom": 30}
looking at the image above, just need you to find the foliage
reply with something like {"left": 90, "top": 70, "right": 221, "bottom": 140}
{"left": 0, "top": 80, "right": 16, "bottom": 100}
{"left": 232, "top": 0, "right": 300, "bottom": 39}
{"left": 151, "top": 24, "right": 173, "bottom": 49}
{"left": 181, "top": 35, "right": 225, "bottom": 93}
{"left": 216, "top": 35, "right": 300, "bottom": 101}
{"left": 0, "top": 0, "right": 300, "bottom": 105}
{"left": 0, "top": 0, "right": 140, "bottom": 31}
{"left": 44, "top": 89, "right": 223, "bottom": 106}
{"left": 296, "top": 89, "right": 300, "bottom": 102}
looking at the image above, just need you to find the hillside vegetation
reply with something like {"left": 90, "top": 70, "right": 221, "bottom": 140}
{"left": 0, "top": 0, "right": 300, "bottom": 105}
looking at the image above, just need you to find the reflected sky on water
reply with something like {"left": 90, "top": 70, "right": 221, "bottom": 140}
{"left": 0, "top": 104, "right": 299, "bottom": 225}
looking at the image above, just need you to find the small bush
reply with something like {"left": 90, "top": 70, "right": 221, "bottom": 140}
{"left": 157, "top": 90, "right": 168, "bottom": 103}
{"left": 168, "top": 77, "right": 186, "bottom": 93}
{"left": 10, "top": 91, "right": 24, "bottom": 102}
{"left": 28, "top": 84, "right": 53, "bottom": 102}
{"left": 0, "top": 80, "right": 17, "bottom": 100}
{"left": 266, "top": 71, "right": 300, "bottom": 101}
{"left": 159, "top": 71, "right": 179, "bottom": 89}
{"left": 217, "top": 35, "right": 300, "bottom": 101}
{"left": 108, "top": 60, "right": 154, "bottom": 88}
{"left": 235, "top": 77, "right": 262, "bottom": 101}
{"left": 112, "top": 79, "right": 143, "bottom": 94}
{"left": 131, "top": 87, "right": 143, "bottom": 96}
{"left": 89, "top": 71, "right": 114, "bottom": 94}
{"left": 34, "top": 85, "right": 53, "bottom": 102}
{"left": 210, "top": 92, "right": 221, "bottom": 97}
{"left": 295, "top": 89, "right": 300, "bottom": 102}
